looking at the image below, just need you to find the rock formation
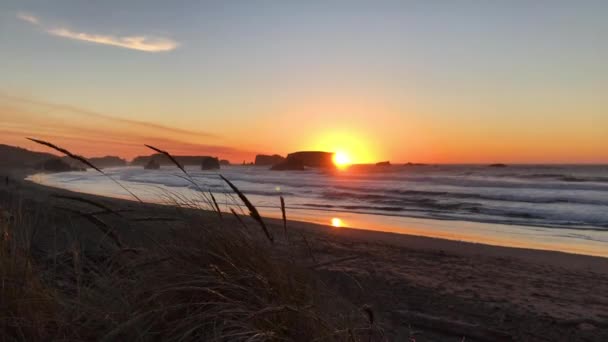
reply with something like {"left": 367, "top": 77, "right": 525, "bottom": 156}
{"left": 201, "top": 157, "right": 220, "bottom": 170}
{"left": 255, "top": 154, "right": 285, "bottom": 166}
{"left": 270, "top": 158, "right": 305, "bottom": 171}
{"left": 132, "top": 154, "right": 220, "bottom": 167}
{"left": 89, "top": 156, "right": 127, "bottom": 168}
{"left": 376, "top": 161, "right": 391, "bottom": 166}
{"left": 271, "top": 151, "right": 334, "bottom": 170}
{"left": 0, "top": 144, "right": 56, "bottom": 169}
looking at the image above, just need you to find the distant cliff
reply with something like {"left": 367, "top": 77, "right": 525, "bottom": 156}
{"left": 132, "top": 154, "right": 221, "bottom": 167}
{"left": 62, "top": 156, "right": 127, "bottom": 169}
{"left": 37, "top": 158, "right": 85, "bottom": 173}
{"left": 255, "top": 154, "right": 285, "bottom": 166}
{"left": 90, "top": 156, "right": 127, "bottom": 168}
{"left": 271, "top": 151, "right": 334, "bottom": 170}
{"left": 0, "top": 144, "right": 56, "bottom": 169}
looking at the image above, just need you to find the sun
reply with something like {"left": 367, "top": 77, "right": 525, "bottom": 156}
{"left": 333, "top": 151, "right": 351, "bottom": 168}
{"left": 312, "top": 130, "right": 375, "bottom": 165}
{"left": 331, "top": 217, "right": 343, "bottom": 227}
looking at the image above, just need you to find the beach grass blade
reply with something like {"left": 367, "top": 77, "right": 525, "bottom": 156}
{"left": 144, "top": 145, "right": 217, "bottom": 210}
{"left": 220, "top": 175, "right": 273, "bottom": 243}
{"left": 144, "top": 144, "right": 189, "bottom": 176}
{"left": 280, "top": 196, "right": 289, "bottom": 244}
{"left": 210, "top": 192, "right": 222, "bottom": 219}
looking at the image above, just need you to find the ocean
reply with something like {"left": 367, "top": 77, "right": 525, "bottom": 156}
{"left": 29, "top": 164, "right": 608, "bottom": 257}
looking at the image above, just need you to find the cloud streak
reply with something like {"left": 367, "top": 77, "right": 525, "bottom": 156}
{"left": 47, "top": 28, "right": 178, "bottom": 52}
{"left": 0, "top": 94, "right": 215, "bottom": 139}
{"left": 1, "top": 94, "right": 257, "bottom": 161}
{"left": 17, "top": 12, "right": 39, "bottom": 25}
{"left": 17, "top": 12, "right": 178, "bottom": 52}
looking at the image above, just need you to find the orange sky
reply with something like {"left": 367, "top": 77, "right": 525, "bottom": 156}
{"left": 0, "top": 94, "right": 253, "bottom": 161}
{"left": 1, "top": 93, "right": 606, "bottom": 164}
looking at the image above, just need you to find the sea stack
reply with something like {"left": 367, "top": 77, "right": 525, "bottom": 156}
{"left": 201, "top": 157, "right": 220, "bottom": 170}
{"left": 271, "top": 151, "right": 334, "bottom": 170}
{"left": 255, "top": 154, "right": 285, "bottom": 166}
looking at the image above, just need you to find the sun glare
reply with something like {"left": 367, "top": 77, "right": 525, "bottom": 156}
{"left": 333, "top": 151, "right": 351, "bottom": 168}
{"left": 331, "top": 217, "right": 343, "bottom": 227}
{"left": 312, "top": 131, "right": 375, "bottom": 165}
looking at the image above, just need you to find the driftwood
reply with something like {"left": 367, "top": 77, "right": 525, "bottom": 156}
{"left": 395, "top": 310, "right": 512, "bottom": 341}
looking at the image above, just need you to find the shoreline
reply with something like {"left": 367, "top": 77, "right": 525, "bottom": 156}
{"left": 26, "top": 170, "right": 608, "bottom": 260}
{"left": 20, "top": 171, "right": 608, "bottom": 270}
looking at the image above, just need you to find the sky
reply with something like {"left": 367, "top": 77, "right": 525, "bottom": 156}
{"left": 1, "top": 1, "right": 607, "bottom": 163}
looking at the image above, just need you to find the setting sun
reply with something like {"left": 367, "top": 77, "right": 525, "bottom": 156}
{"left": 333, "top": 151, "right": 351, "bottom": 168}
{"left": 331, "top": 217, "right": 343, "bottom": 227}
{"left": 311, "top": 131, "right": 377, "bottom": 165}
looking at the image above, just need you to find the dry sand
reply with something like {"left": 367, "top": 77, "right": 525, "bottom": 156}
{"left": 2, "top": 170, "right": 608, "bottom": 341}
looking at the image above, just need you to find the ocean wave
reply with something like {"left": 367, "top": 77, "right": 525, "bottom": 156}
{"left": 321, "top": 189, "right": 608, "bottom": 207}
{"left": 39, "top": 165, "right": 608, "bottom": 231}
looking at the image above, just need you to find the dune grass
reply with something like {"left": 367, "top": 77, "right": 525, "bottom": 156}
{"left": 0, "top": 140, "right": 378, "bottom": 341}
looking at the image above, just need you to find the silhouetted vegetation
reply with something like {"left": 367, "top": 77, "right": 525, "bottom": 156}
{"left": 1, "top": 140, "right": 378, "bottom": 341}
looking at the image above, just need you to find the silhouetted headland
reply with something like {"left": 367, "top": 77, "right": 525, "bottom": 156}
{"left": 62, "top": 155, "right": 127, "bottom": 169}
{"left": 255, "top": 154, "right": 285, "bottom": 166}
{"left": 271, "top": 151, "right": 335, "bottom": 170}
{"left": 133, "top": 153, "right": 220, "bottom": 168}
{"left": 0, "top": 144, "right": 55, "bottom": 169}
{"left": 38, "top": 158, "right": 85, "bottom": 172}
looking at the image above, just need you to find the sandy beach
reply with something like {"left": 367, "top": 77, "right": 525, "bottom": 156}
{"left": 2, "top": 170, "right": 607, "bottom": 341}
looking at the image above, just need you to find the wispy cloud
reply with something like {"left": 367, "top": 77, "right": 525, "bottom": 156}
{"left": 17, "top": 12, "right": 40, "bottom": 25}
{"left": 16, "top": 12, "right": 178, "bottom": 53}
{"left": 0, "top": 94, "right": 214, "bottom": 139}
{"left": 47, "top": 28, "right": 178, "bottom": 52}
